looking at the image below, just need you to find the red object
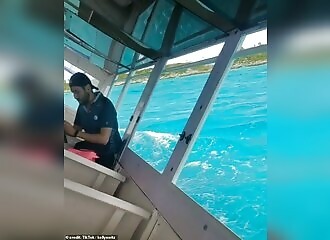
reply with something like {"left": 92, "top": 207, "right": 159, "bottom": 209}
{"left": 68, "top": 148, "right": 99, "bottom": 162}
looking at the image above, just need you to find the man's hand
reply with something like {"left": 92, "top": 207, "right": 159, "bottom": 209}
{"left": 64, "top": 121, "right": 76, "bottom": 137}
{"left": 77, "top": 128, "right": 112, "bottom": 145}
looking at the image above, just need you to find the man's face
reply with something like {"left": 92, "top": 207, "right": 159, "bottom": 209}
{"left": 70, "top": 85, "right": 90, "bottom": 105}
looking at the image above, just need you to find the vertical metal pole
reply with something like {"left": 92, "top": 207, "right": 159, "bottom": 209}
{"left": 98, "top": 77, "right": 112, "bottom": 96}
{"left": 105, "top": 75, "right": 118, "bottom": 98}
{"left": 123, "top": 58, "right": 167, "bottom": 140}
{"left": 118, "top": 57, "right": 168, "bottom": 160}
{"left": 162, "top": 30, "right": 245, "bottom": 183}
{"left": 115, "top": 70, "right": 136, "bottom": 110}
{"left": 109, "top": 75, "right": 118, "bottom": 93}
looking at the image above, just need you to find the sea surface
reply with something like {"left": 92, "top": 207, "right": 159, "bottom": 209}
{"left": 64, "top": 64, "right": 267, "bottom": 239}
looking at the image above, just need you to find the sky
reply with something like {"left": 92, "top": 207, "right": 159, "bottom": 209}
{"left": 64, "top": 29, "right": 267, "bottom": 80}
{"left": 168, "top": 29, "right": 267, "bottom": 64}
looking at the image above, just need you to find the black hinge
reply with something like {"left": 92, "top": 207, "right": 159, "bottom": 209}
{"left": 185, "top": 134, "right": 192, "bottom": 144}
{"left": 179, "top": 131, "right": 186, "bottom": 141}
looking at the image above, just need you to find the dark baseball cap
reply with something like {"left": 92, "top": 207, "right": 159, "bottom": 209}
{"left": 69, "top": 72, "right": 99, "bottom": 90}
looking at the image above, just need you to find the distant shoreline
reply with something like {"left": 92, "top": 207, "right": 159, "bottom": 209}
{"left": 64, "top": 62, "right": 267, "bottom": 93}
{"left": 113, "top": 61, "right": 267, "bottom": 86}
{"left": 65, "top": 52, "right": 267, "bottom": 91}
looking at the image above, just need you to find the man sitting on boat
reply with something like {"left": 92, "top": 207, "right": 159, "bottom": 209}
{"left": 64, "top": 72, "right": 122, "bottom": 169}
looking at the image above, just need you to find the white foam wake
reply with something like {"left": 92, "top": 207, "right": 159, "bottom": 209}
{"left": 185, "top": 161, "right": 202, "bottom": 167}
{"left": 132, "top": 130, "right": 178, "bottom": 148}
{"left": 146, "top": 131, "right": 177, "bottom": 148}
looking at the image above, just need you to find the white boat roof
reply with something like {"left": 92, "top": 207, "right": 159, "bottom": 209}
{"left": 64, "top": 0, "right": 267, "bottom": 75}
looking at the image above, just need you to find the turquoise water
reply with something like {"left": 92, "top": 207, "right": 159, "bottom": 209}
{"left": 65, "top": 64, "right": 267, "bottom": 239}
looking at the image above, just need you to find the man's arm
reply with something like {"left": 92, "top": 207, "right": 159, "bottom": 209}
{"left": 74, "top": 100, "right": 117, "bottom": 145}
{"left": 73, "top": 125, "right": 82, "bottom": 131}
{"left": 73, "top": 107, "right": 82, "bottom": 132}
{"left": 64, "top": 106, "right": 82, "bottom": 135}
{"left": 64, "top": 121, "right": 109, "bottom": 144}
{"left": 76, "top": 128, "right": 112, "bottom": 145}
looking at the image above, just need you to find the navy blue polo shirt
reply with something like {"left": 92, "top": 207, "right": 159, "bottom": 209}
{"left": 74, "top": 92, "right": 122, "bottom": 154}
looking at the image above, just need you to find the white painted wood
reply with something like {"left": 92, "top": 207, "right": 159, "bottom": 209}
{"left": 115, "top": 70, "right": 135, "bottom": 110}
{"left": 102, "top": 209, "right": 125, "bottom": 234}
{"left": 64, "top": 104, "right": 76, "bottom": 124}
{"left": 64, "top": 47, "right": 113, "bottom": 85}
{"left": 147, "top": 216, "right": 182, "bottom": 240}
{"left": 64, "top": 184, "right": 143, "bottom": 239}
{"left": 98, "top": 76, "right": 116, "bottom": 96}
{"left": 115, "top": 214, "right": 145, "bottom": 240}
{"left": 139, "top": 210, "right": 159, "bottom": 240}
{"left": 64, "top": 178, "right": 150, "bottom": 219}
{"left": 102, "top": 85, "right": 111, "bottom": 97}
{"left": 65, "top": 149, "right": 125, "bottom": 195}
{"left": 64, "top": 150, "right": 126, "bottom": 182}
{"left": 92, "top": 173, "right": 106, "bottom": 190}
{"left": 120, "top": 148, "right": 240, "bottom": 240}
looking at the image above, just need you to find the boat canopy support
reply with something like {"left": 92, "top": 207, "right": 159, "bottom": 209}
{"left": 118, "top": 57, "right": 168, "bottom": 157}
{"left": 116, "top": 4, "right": 183, "bottom": 156}
{"left": 115, "top": 30, "right": 244, "bottom": 240}
{"left": 76, "top": 0, "right": 161, "bottom": 60}
{"left": 114, "top": 1, "right": 159, "bottom": 111}
{"left": 115, "top": 70, "right": 136, "bottom": 111}
{"left": 162, "top": 30, "right": 245, "bottom": 183}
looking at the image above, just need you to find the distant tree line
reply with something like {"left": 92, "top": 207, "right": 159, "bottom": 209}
{"left": 65, "top": 51, "right": 267, "bottom": 91}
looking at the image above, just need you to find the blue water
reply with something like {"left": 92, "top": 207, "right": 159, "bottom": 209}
{"left": 65, "top": 64, "right": 267, "bottom": 239}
